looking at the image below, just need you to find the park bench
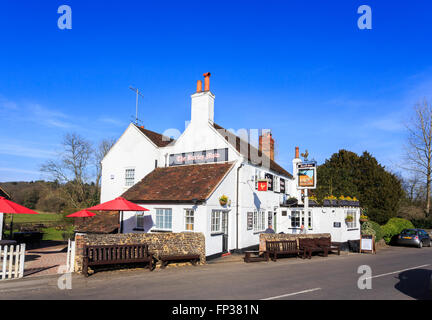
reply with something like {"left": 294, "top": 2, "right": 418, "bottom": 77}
{"left": 298, "top": 238, "right": 327, "bottom": 259}
{"left": 265, "top": 240, "right": 298, "bottom": 261}
{"left": 159, "top": 254, "right": 201, "bottom": 268}
{"left": 316, "top": 237, "right": 341, "bottom": 256}
{"left": 82, "top": 244, "right": 155, "bottom": 276}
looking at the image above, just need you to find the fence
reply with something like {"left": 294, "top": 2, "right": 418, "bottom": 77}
{"left": 66, "top": 239, "right": 76, "bottom": 273}
{"left": 0, "top": 244, "right": 25, "bottom": 280}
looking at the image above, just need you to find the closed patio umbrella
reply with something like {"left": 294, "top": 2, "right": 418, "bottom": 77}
{"left": 0, "top": 196, "right": 39, "bottom": 240}
{"left": 86, "top": 197, "right": 149, "bottom": 233}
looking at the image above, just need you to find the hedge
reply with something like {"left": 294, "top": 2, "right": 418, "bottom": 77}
{"left": 361, "top": 221, "right": 383, "bottom": 242}
{"left": 381, "top": 218, "right": 415, "bottom": 244}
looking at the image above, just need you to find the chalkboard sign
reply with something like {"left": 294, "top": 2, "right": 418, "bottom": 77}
{"left": 247, "top": 212, "right": 253, "bottom": 230}
{"left": 360, "top": 235, "right": 376, "bottom": 254}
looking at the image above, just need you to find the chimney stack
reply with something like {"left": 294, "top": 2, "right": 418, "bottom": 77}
{"left": 295, "top": 146, "right": 299, "bottom": 159}
{"left": 259, "top": 131, "right": 275, "bottom": 161}
{"left": 190, "top": 72, "right": 215, "bottom": 125}
{"left": 203, "top": 72, "right": 211, "bottom": 91}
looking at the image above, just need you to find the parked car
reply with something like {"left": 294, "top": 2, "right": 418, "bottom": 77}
{"left": 397, "top": 229, "right": 431, "bottom": 248}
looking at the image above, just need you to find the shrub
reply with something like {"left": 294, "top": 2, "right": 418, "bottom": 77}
{"left": 361, "top": 221, "right": 376, "bottom": 237}
{"left": 369, "top": 221, "right": 384, "bottom": 242}
{"left": 381, "top": 218, "right": 415, "bottom": 244}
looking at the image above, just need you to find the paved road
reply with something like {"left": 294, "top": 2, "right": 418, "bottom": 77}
{"left": 0, "top": 245, "right": 431, "bottom": 300}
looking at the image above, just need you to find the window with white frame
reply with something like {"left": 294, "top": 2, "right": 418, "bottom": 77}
{"left": 185, "top": 209, "right": 194, "bottom": 231}
{"left": 291, "top": 210, "right": 300, "bottom": 228}
{"left": 211, "top": 210, "right": 222, "bottom": 233}
{"left": 345, "top": 209, "right": 357, "bottom": 229}
{"left": 125, "top": 168, "right": 135, "bottom": 187}
{"left": 136, "top": 211, "right": 145, "bottom": 229}
{"left": 253, "top": 210, "right": 265, "bottom": 232}
{"left": 155, "top": 208, "right": 172, "bottom": 230}
{"left": 307, "top": 210, "right": 312, "bottom": 229}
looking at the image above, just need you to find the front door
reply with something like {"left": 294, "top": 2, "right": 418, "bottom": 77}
{"left": 222, "top": 211, "right": 228, "bottom": 253}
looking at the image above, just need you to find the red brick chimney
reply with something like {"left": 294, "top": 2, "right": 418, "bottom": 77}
{"left": 259, "top": 131, "right": 275, "bottom": 161}
{"left": 295, "top": 146, "right": 299, "bottom": 159}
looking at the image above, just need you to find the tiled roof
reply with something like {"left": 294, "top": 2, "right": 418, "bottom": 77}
{"left": 134, "top": 124, "right": 175, "bottom": 147}
{"left": 74, "top": 211, "right": 120, "bottom": 234}
{"left": 213, "top": 123, "right": 293, "bottom": 179}
{"left": 122, "top": 162, "right": 235, "bottom": 203}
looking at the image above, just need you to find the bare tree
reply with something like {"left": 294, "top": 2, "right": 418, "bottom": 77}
{"left": 41, "top": 133, "right": 94, "bottom": 208}
{"left": 95, "top": 138, "right": 116, "bottom": 191}
{"left": 404, "top": 99, "right": 432, "bottom": 216}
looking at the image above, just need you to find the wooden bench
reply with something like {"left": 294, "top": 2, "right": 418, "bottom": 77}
{"left": 159, "top": 254, "right": 201, "bottom": 269}
{"left": 298, "top": 238, "right": 328, "bottom": 259}
{"left": 82, "top": 244, "right": 154, "bottom": 276}
{"left": 316, "top": 237, "right": 341, "bottom": 255}
{"left": 265, "top": 240, "right": 299, "bottom": 261}
{"left": 243, "top": 250, "right": 267, "bottom": 263}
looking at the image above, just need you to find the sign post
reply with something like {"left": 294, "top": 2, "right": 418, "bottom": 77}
{"left": 296, "top": 161, "right": 317, "bottom": 231}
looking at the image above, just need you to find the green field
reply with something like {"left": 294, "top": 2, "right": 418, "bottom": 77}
{"left": 2, "top": 211, "right": 75, "bottom": 241}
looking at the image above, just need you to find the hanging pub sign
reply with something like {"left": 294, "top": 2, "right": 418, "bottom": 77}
{"left": 264, "top": 173, "right": 274, "bottom": 191}
{"left": 297, "top": 162, "right": 317, "bottom": 189}
{"left": 169, "top": 148, "right": 228, "bottom": 166}
{"left": 280, "top": 178, "right": 285, "bottom": 194}
{"left": 257, "top": 180, "right": 268, "bottom": 191}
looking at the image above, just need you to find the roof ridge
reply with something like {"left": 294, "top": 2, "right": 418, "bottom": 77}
{"left": 213, "top": 122, "right": 293, "bottom": 179}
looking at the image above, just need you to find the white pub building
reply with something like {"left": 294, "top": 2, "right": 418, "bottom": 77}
{"left": 100, "top": 73, "right": 360, "bottom": 258}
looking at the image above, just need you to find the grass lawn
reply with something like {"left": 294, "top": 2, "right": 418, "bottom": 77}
{"left": 2, "top": 211, "right": 75, "bottom": 241}
{"left": 3, "top": 211, "right": 65, "bottom": 223}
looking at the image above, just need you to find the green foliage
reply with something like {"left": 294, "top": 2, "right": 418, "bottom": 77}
{"left": 361, "top": 221, "right": 376, "bottom": 237}
{"left": 381, "top": 218, "right": 415, "bottom": 244}
{"left": 316, "top": 150, "right": 404, "bottom": 224}
{"left": 369, "top": 221, "right": 384, "bottom": 242}
{"left": 411, "top": 218, "right": 432, "bottom": 229}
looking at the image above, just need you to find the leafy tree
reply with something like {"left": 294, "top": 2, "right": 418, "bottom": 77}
{"left": 316, "top": 150, "right": 404, "bottom": 224}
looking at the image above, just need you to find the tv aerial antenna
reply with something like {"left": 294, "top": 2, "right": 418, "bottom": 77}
{"left": 129, "top": 86, "right": 144, "bottom": 126}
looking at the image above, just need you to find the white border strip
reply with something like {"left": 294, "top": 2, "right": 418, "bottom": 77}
{"left": 261, "top": 287, "right": 322, "bottom": 300}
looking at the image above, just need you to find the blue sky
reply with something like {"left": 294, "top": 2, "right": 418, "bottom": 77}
{"left": 1, "top": 0, "right": 431, "bottom": 182}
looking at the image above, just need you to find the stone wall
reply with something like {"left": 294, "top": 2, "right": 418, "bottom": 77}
{"left": 259, "top": 233, "right": 331, "bottom": 252}
{"left": 74, "top": 232, "right": 206, "bottom": 273}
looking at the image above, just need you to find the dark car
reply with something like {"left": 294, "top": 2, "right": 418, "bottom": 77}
{"left": 397, "top": 229, "right": 431, "bottom": 248}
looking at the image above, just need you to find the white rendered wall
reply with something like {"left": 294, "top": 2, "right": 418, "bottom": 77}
{"left": 276, "top": 207, "right": 361, "bottom": 243}
{"left": 0, "top": 213, "right": 3, "bottom": 240}
{"left": 100, "top": 124, "right": 160, "bottom": 203}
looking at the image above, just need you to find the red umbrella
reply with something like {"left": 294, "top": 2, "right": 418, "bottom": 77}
{"left": 87, "top": 197, "right": 149, "bottom": 212}
{"left": 0, "top": 196, "right": 39, "bottom": 240}
{"left": 67, "top": 209, "right": 96, "bottom": 218}
{"left": 0, "top": 197, "right": 39, "bottom": 215}
{"left": 86, "top": 197, "right": 149, "bottom": 233}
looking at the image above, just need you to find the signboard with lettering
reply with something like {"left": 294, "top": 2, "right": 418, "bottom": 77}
{"left": 265, "top": 173, "right": 274, "bottom": 191}
{"left": 169, "top": 148, "right": 228, "bottom": 166}
{"left": 280, "top": 178, "right": 285, "bottom": 194}
{"left": 247, "top": 212, "right": 253, "bottom": 230}
{"left": 297, "top": 162, "right": 317, "bottom": 189}
{"left": 333, "top": 222, "right": 341, "bottom": 228}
